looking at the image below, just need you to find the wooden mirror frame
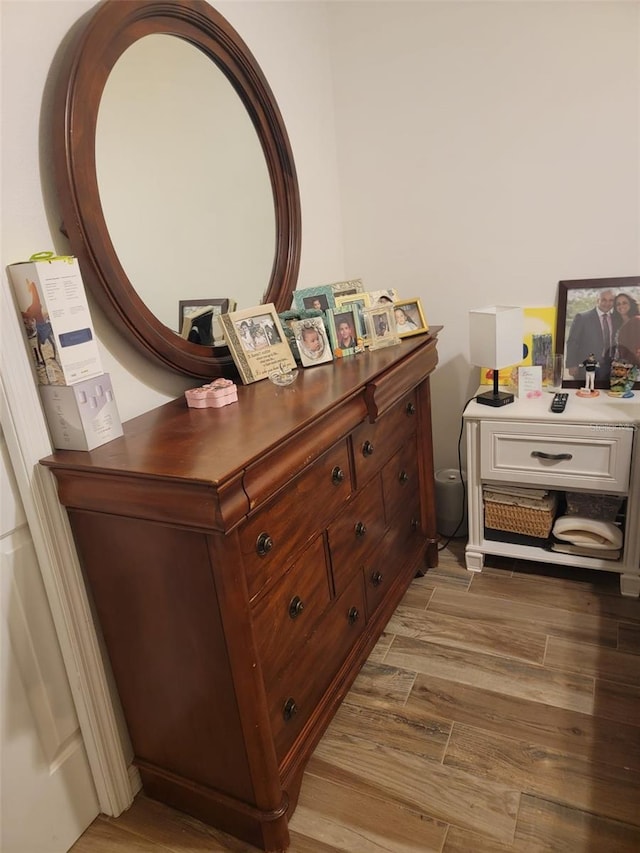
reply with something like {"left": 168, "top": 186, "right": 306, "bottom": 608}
{"left": 52, "top": 0, "right": 301, "bottom": 379}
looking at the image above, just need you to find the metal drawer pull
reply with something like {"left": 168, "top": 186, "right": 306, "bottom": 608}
{"left": 331, "top": 466, "right": 345, "bottom": 485}
{"left": 282, "top": 698, "right": 298, "bottom": 721}
{"left": 406, "top": 402, "right": 416, "bottom": 416}
{"left": 531, "top": 451, "right": 573, "bottom": 461}
{"left": 348, "top": 606, "right": 360, "bottom": 624}
{"left": 411, "top": 518, "right": 419, "bottom": 531}
{"left": 354, "top": 521, "right": 367, "bottom": 537}
{"left": 399, "top": 470, "right": 409, "bottom": 484}
{"left": 362, "top": 440, "right": 374, "bottom": 457}
{"left": 371, "top": 571, "right": 383, "bottom": 587}
{"left": 255, "top": 532, "right": 273, "bottom": 556}
{"left": 288, "top": 596, "right": 305, "bottom": 619}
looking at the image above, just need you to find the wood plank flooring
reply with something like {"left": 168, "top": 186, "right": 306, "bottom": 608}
{"left": 70, "top": 541, "right": 640, "bottom": 852}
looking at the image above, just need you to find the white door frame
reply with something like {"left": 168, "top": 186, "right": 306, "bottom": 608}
{"left": 1, "top": 280, "right": 133, "bottom": 816}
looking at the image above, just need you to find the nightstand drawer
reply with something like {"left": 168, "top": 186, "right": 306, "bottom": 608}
{"left": 480, "top": 421, "right": 633, "bottom": 493}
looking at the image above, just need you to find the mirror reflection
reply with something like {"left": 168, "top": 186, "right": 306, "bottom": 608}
{"left": 96, "top": 34, "right": 276, "bottom": 338}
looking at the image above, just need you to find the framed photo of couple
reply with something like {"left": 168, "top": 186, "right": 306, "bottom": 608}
{"left": 219, "top": 303, "right": 295, "bottom": 384}
{"left": 556, "top": 277, "right": 640, "bottom": 390}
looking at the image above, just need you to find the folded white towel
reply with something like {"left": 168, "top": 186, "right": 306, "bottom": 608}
{"left": 552, "top": 516, "right": 623, "bottom": 550}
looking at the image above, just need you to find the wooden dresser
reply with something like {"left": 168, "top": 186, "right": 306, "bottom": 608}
{"left": 41, "top": 333, "right": 439, "bottom": 852}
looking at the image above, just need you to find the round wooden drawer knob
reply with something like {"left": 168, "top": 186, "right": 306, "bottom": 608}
{"left": 282, "top": 698, "right": 298, "bottom": 721}
{"left": 288, "top": 596, "right": 305, "bottom": 619}
{"left": 331, "top": 466, "right": 345, "bottom": 485}
{"left": 255, "top": 532, "right": 273, "bottom": 556}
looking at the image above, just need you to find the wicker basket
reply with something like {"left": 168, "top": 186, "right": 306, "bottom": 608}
{"left": 484, "top": 493, "right": 557, "bottom": 539}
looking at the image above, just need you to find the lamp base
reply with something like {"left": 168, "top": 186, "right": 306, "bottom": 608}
{"left": 476, "top": 389, "right": 515, "bottom": 407}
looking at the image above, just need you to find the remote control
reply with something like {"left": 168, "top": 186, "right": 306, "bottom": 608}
{"left": 550, "top": 392, "right": 568, "bottom": 413}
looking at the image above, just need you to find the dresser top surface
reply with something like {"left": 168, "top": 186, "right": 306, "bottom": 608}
{"left": 41, "top": 334, "right": 438, "bottom": 486}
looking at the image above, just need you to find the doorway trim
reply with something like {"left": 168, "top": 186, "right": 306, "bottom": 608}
{"left": 1, "top": 282, "right": 133, "bottom": 816}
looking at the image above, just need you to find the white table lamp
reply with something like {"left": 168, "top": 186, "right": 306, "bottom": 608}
{"left": 469, "top": 306, "right": 524, "bottom": 406}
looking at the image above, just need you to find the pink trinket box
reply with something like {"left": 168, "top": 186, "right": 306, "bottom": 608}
{"left": 185, "top": 379, "right": 238, "bottom": 409}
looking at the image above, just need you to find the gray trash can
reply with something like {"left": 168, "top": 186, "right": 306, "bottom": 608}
{"left": 435, "top": 468, "right": 468, "bottom": 537}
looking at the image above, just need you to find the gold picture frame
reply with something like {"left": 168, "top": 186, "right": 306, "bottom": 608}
{"left": 392, "top": 298, "right": 428, "bottom": 338}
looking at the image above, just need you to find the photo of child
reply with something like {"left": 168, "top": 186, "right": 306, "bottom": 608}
{"left": 291, "top": 318, "right": 333, "bottom": 367}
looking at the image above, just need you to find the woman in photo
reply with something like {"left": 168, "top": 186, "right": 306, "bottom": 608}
{"left": 615, "top": 292, "right": 640, "bottom": 366}
{"left": 238, "top": 321, "right": 255, "bottom": 351}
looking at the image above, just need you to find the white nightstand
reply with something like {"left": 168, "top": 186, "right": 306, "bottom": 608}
{"left": 463, "top": 389, "right": 640, "bottom": 596}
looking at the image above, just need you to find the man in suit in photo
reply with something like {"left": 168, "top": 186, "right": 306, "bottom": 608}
{"left": 565, "top": 288, "right": 619, "bottom": 382}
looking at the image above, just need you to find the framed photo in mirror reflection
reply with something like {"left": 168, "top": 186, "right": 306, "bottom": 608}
{"left": 178, "top": 298, "right": 231, "bottom": 346}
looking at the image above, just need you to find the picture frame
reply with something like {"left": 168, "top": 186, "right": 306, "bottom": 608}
{"left": 556, "top": 277, "right": 640, "bottom": 389}
{"left": 290, "top": 317, "right": 334, "bottom": 367}
{"left": 327, "top": 307, "right": 364, "bottom": 357}
{"left": 277, "top": 308, "right": 327, "bottom": 362}
{"left": 219, "top": 303, "right": 296, "bottom": 384}
{"left": 291, "top": 285, "right": 336, "bottom": 314}
{"left": 368, "top": 288, "right": 398, "bottom": 307}
{"left": 328, "top": 278, "right": 365, "bottom": 299}
{"left": 335, "top": 292, "right": 370, "bottom": 341}
{"left": 178, "top": 298, "right": 230, "bottom": 345}
{"left": 363, "top": 304, "right": 400, "bottom": 350}
{"left": 392, "top": 298, "right": 428, "bottom": 338}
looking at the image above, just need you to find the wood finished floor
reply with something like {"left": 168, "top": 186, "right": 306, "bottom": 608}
{"left": 71, "top": 541, "right": 640, "bottom": 852}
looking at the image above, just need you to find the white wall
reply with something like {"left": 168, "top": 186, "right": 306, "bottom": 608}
{"left": 3, "top": 1, "right": 638, "bottom": 465}
{"left": 328, "top": 0, "right": 640, "bottom": 468}
{"left": 1, "top": 0, "right": 345, "bottom": 424}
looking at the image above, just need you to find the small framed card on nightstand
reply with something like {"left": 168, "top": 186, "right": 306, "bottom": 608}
{"left": 518, "top": 366, "right": 543, "bottom": 399}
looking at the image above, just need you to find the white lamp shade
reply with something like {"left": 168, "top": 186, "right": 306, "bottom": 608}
{"left": 469, "top": 306, "right": 524, "bottom": 369}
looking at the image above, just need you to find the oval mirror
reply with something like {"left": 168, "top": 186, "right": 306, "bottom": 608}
{"left": 52, "top": 0, "right": 301, "bottom": 379}
{"left": 96, "top": 33, "right": 276, "bottom": 332}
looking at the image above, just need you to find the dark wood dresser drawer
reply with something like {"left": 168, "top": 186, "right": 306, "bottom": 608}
{"left": 351, "top": 390, "right": 418, "bottom": 488}
{"left": 363, "top": 501, "right": 423, "bottom": 618}
{"left": 381, "top": 441, "right": 420, "bottom": 525}
{"left": 327, "top": 476, "right": 386, "bottom": 596}
{"left": 268, "top": 571, "right": 366, "bottom": 763}
{"left": 252, "top": 536, "right": 331, "bottom": 685}
{"left": 241, "top": 440, "right": 351, "bottom": 601}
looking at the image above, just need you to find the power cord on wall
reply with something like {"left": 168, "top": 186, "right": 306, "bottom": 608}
{"left": 436, "top": 394, "right": 478, "bottom": 552}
